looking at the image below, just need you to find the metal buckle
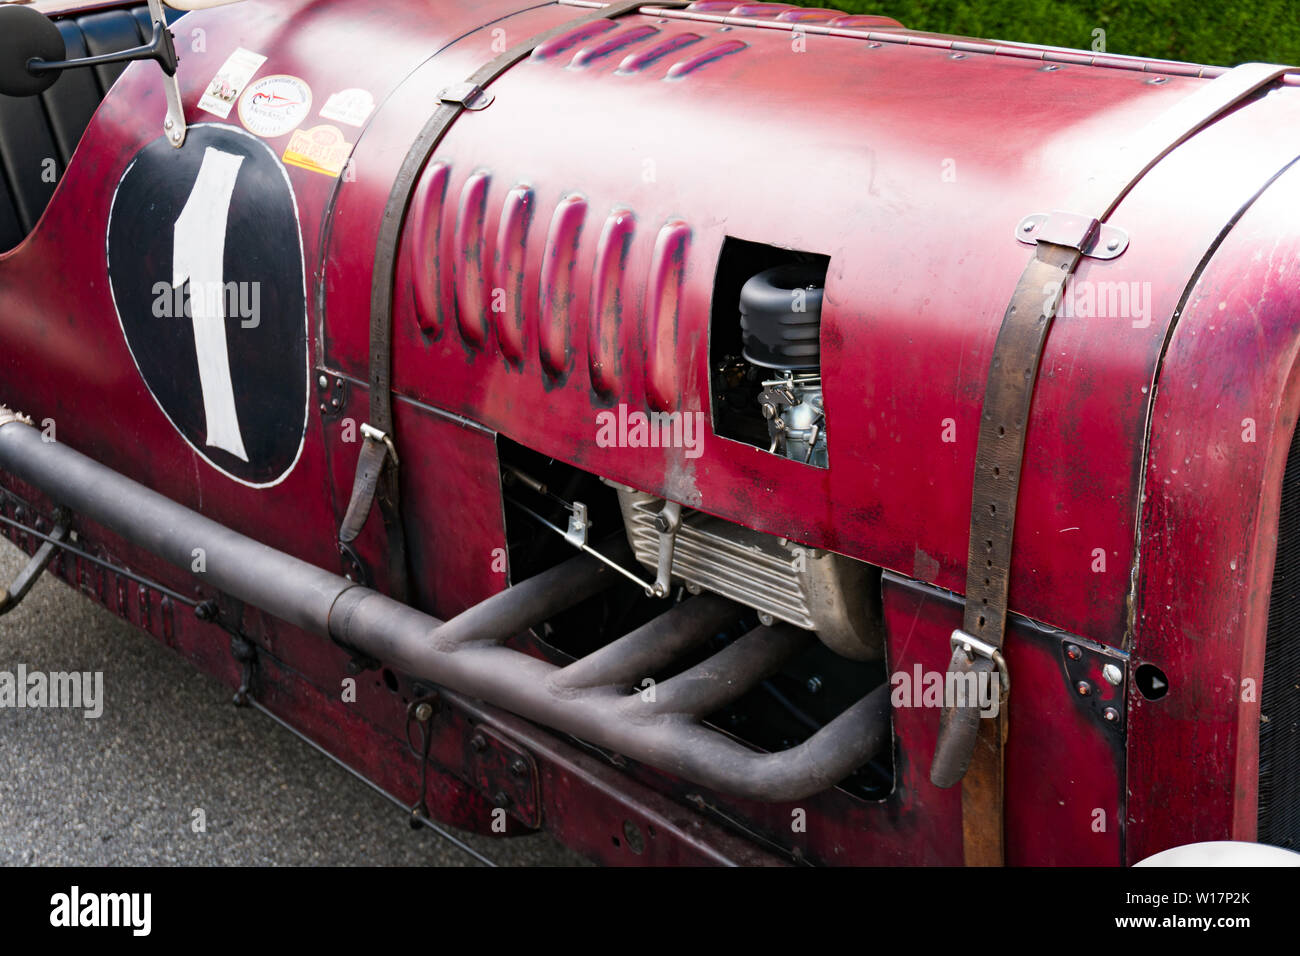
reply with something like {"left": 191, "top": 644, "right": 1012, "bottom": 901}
{"left": 950, "top": 629, "right": 1011, "bottom": 702}
{"left": 360, "top": 423, "right": 399, "bottom": 466}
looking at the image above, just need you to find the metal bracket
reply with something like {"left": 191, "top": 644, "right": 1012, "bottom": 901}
{"left": 230, "top": 633, "right": 257, "bottom": 706}
{"left": 1059, "top": 636, "right": 1127, "bottom": 735}
{"left": 507, "top": 495, "right": 660, "bottom": 597}
{"left": 564, "top": 501, "right": 589, "bottom": 548}
{"left": 315, "top": 370, "right": 349, "bottom": 420}
{"left": 0, "top": 507, "right": 69, "bottom": 616}
{"left": 148, "top": 0, "right": 186, "bottom": 148}
{"left": 465, "top": 723, "right": 541, "bottom": 828}
{"left": 198, "top": 595, "right": 263, "bottom": 706}
{"left": 406, "top": 692, "right": 441, "bottom": 828}
{"left": 1016, "top": 210, "right": 1129, "bottom": 259}
{"left": 438, "top": 82, "right": 494, "bottom": 111}
{"left": 337, "top": 540, "right": 370, "bottom": 587}
{"left": 652, "top": 500, "right": 682, "bottom": 599}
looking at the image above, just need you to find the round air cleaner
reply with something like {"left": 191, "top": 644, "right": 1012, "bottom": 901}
{"left": 739, "top": 264, "right": 825, "bottom": 371}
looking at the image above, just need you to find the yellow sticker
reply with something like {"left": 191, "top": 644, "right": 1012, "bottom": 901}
{"left": 282, "top": 125, "right": 354, "bottom": 178}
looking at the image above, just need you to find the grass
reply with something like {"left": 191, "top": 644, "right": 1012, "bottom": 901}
{"left": 784, "top": 0, "right": 1300, "bottom": 67}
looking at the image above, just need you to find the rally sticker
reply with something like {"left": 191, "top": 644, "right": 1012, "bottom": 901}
{"left": 238, "top": 74, "right": 312, "bottom": 138}
{"left": 282, "top": 125, "right": 354, "bottom": 178}
{"left": 318, "top": 88, "right": 375, "bottom": 128}
{"left": 198, "top": 47, "right": 266, "bottom": 119}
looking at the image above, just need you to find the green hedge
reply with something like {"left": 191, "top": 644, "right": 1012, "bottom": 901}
{"left": 785, "top": 0, "right": 1299, "bottom": 67}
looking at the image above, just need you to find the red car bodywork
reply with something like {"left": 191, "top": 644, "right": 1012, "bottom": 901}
{"left": 1, "top": 0, "right": 1298, "bottom": 865}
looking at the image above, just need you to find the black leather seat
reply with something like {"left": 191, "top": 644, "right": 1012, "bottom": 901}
{"left": 0, "top": 4, "right": 180, "bottom": 251}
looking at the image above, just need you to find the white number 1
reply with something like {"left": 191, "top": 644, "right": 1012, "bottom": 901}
{"left": 172, "top": 147, "right": 249, "bottom": 461}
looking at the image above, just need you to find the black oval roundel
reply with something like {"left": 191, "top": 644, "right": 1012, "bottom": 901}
{"left": 107, "top": 124, "right": 308, "bottom": 487}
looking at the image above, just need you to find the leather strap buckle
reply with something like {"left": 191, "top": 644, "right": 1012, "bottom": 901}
{"left": 359, "top": 422, "right": 399, "bottom": 466}
{"left": 951, "top": 629, "right": 1010, "bottom": 702}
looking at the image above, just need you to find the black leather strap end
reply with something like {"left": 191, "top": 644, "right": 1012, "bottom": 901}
{"left": 339, "top": 437, "right": 390, "bottom": 544}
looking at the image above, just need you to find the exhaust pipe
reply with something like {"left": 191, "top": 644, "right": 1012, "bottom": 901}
{"left": 0, "top": 411, "right": 890, "bottom": 801}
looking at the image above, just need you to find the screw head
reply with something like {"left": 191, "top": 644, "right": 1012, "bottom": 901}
{"left": 1103, "top": 663, "right": 1123, "bottom": 686}
{"left": 318, "top": 375, "right": 328, "bottom": 388}
{"left": 758, "top": 611, "right": 775, "bottom": 627}
{"left": 1065, "top": 643, "right": 1082, "bottom": 660}
{"left": 492, "top": 791, "right": 511, "bottom": 808}
{"left": 1103, "top": 707, "right": 1119, "bottom": 722}
{"left": 509, "top": 757, "right": 528, "bottom": 777}
{"left": 1106, "top": 237, "right": 1121, "bottom": 252}
{"left": 414, "top": 702, "right": 433, "bottom": 722}
{"left": 1022, "top": 220, "right": 1036, "bottom": 233}
{"left": 470, "top": 733, "right": 487, "bottom": 753}
{"left": 806, "top": 676, "right": 823, "bottom": 694}
{"left": 1076, "top": 680, "right": 1092, "bottom": 697}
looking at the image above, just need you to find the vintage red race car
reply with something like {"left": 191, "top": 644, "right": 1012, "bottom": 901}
{"left": 0, "top": 0, "right": 1297, "bottom": 867}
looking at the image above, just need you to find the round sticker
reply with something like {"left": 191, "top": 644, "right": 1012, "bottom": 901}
{"left": 238, "top": 74, "right": 312, "bottom": 138}
{"left": 106, "top": 124, "right": 309, "bottom": 487}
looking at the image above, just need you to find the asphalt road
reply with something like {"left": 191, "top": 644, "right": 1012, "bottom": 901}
{"left": 0, "top": 541, "right": 583, "bottom": 866}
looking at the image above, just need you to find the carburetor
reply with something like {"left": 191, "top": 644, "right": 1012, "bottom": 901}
{"left": 739, "top": 263, "right": 828, "bottom": 467}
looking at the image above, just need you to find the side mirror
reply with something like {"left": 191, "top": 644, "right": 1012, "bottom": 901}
{"left": 0, "top": 0, "right": 189, "bottom": 147}
{"left": 0, "top": 0, "right": 246, "bottom": 145}
{"left": 0, "top": 6, "right": 66, "bottom": 98}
